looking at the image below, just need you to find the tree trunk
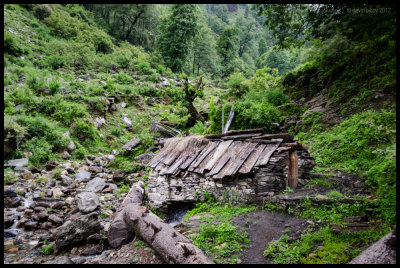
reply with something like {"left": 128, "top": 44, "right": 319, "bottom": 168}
{"left": 107, "top": 181, "right": 214, "bottom": 264}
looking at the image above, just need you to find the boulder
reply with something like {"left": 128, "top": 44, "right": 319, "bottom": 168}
{"left": 44, "top": 256, "right": 74, "bottom": 264}
{"left": 86, "top": 177, "right": 106, "bottom": 193}
{"left": 121, "top": 116, "right": 132, "bottom": 127}
{"left": 74, "top": 171, "right": 91, "bottom": 183}
{"left": 4, "top": 158, "right": 29, "bottom": 169}
{"left": 76, "top": 192, "right": 100, "bottom": 213}
{"left": 23, "top": 170, "right": 35, "bottom": 180}
{"left": 134, "top": 153, "right": 155, "bottom": 165}
{"left": 52, "top": 212, "right": 102, "bottom": 252}
{"left": 48, "top": 215, "right": 63, "bottom": 225}
{"left": 67, "top": 141, "right": 76, "bottom": 151}
{"left": 121, "top": 138, "right": 141, "bottom": 155}
{"left": 61, "top": 150, "right": 71, "bottom": 159}
{"left": 93, "top": 117, "right": 105, "bottom": 129}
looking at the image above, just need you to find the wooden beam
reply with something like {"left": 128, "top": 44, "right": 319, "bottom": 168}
{"left": 252, "top": 133, "right": 294, "bottom": 141}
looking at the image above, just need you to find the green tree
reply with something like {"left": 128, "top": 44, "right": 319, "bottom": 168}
{"left": 216, "top": 26, "right": 239, "bottom": 77}
{"left": 157, "top": 4, "right": 200, "bottom": 73}
{"left": 253, "top": 4, "right": 396, "bottom": 48}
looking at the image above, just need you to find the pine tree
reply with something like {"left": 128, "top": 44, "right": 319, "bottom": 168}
{"left": 156, "top": 4, "right": 200, "bottom": 73}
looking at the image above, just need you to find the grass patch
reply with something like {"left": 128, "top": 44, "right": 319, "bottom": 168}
{"left": 264, "top": 225, "right": 391, "bottom": 264}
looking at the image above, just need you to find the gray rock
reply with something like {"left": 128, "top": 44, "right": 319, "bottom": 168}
{"left": 45, "top": 256, "right": 74, "bottom": 264}
{"left": 24, "top": 221, "right": 38, "bottom": 230}
{"left": 76, "top": 192, "right": 100, "bottom": 213}
{"left": 121, "top": 138, "right": 141, "bottom": 155}
{"left": 74, "top": 171, "right": 91, "bottom": 183}
{"left": 121, "top": 116, "right": 132, "bottom": 127}
{"left": 134, "top": 153, "right": 155, "bottom": 164}
{"left": 48, "top": 215, "right": 63, "bottom": 225}
{"left": 67, "top": 141, "right": 76, "bottom": 151}
{"left": 86, "top": 177, "right": 106, "bottom": 193}
{"left": 93, "top": 117, "right": 105, "bottom": 129}
{"left": 53, "top": 212, "right": 102, "bottom": 252}
{"left": 61, "top": 150, "right": 71, "bottom": 159}
{"left": 15, "top": 104, "right": 25, "bottom": 111}
{"left": 4, "top": 158, "right": 28, "bottom": 168}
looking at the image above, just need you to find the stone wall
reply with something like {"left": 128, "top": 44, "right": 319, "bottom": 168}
{"left": 147, "top": 147, "right": 315, "bottom": 211}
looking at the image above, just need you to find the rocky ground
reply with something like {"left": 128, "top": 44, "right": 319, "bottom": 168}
{"left": 3, "top": 151, "right": 167, "bottom": 264}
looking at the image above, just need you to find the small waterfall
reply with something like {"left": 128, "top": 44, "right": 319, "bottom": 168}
{"left": 166, "top": 202, "right": 194, "bottom": 227}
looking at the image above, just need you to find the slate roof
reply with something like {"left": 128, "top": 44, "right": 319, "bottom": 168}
{"left": 148, "top": 129, "right": 300, "bottom": 179}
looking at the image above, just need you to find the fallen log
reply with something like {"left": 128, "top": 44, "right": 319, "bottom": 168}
{"left": 150, "top": 120, "right": 181, "bottom": 137}
{"left": 107, "top": 181, "right": 214, "bottom": 264}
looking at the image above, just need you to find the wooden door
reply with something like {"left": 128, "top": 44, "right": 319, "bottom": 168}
{"left": 288, "top": 150, "right": 298, "bottom": 190}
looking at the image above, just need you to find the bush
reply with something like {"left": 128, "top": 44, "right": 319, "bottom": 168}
{"left": 233, "top": 98, "right": 281, "bottom": 133}
{"left": 33, "top": 4, "right": 52, "bottom": 20}
{"left": 225, "top": 71, "right": 250, "bottom": 98}
{"left": 21, "top": 137, "right": 53, "bottom": 166}
{"left": 73, "top": 119, "right": 98, "bottom": 142}
{"left": 4, "top": 31, "right": 22, "bottom": 57}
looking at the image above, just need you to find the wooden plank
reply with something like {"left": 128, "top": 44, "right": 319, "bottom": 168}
{"left": 162, "top": 154, "right": 188, "bottom": 175}
{"left": 208, "top": 142, "right": 240, "bottom": 176}
{"left": 148, "top": 147, "right": 170, "bottom": 168}
{"left": 203, "top": 140, "right": 233, "bottom": 171}
{"left": 179, "top": 143, "right": 207, "bottom": 170}
{"left": 189, "top": 142, "right": 219, "bottom": 171}
{"left": 226, "top": 128, "right": 264, "bottom": 136}
{"left": 247, "top": 139, "right": 281, "bottom": 145}
{"left": 162, "top": 148, "right": 182, "bottom": 166}
{"left": 221, "top": 133, "right": 263, "bottom": 140}
{"left": 255, "top": 139, "right": 282, "bottom": 167}
{"left": 204, "top": 133, "right": 227, "bottom": 139}
{"left": 223, "top": 142, "right": 257, "bottom": 176}
{"left": 252, "top": 133, "right": 294, "bottom": 141}
{"left": 287, "top": 150, "right": 298, "bottom": 190}
{"left": 193, "top": 143, "right": 221, "bottom": 174}
{"left": 238, "top": 144, "right": 266, "bottom": 174}
{"left": 213, "top": 143, "right": 248, "bottom": 179}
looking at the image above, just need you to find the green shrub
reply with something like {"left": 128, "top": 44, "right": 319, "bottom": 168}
{"left": 4, "top": 31, "right": 22, "bottom": 57}
{"left": 33, "top": 4, "right": 52, "bottom": 20}
{"left": 73, "top": 119, "right": 98, "bottom": 142}
{"left": 21, "top": 137, "right": 53, "bottom": 166}
{"left": 48, "top": 79, "right": 61, "bottom": 95}
{"left": 225, "top": 71, "right": 250, "bottom": 98}
{"left": 41, "top": 244, "right": 53, "bottom": 255}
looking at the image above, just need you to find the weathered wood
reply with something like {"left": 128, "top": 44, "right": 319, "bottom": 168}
{"left": 162, "top": 154, "right": 188, "bottom": 175}
{"left": 208, "top": 142, "right": 240, "bottom": 176}
{"left": 193, "top": 143, "right": 221, "bottom": 174}
{"left": 287, "top": 150, "right": 298, "bottom": 190}
{"left": 189, "top": 142, "right": 219, "bottom": 171}
{"left": 213, "top": 142, "right": 249, "bottom": 179}
{"left": 223, "top": 142, "right": 257, "bottom": 176}
{"left": 179, "top": 143, "right": 207, "bottom": 170}
{"left": 150, "top": 120, "right": 181, "bottom": 137}
{"left": 203, "top": 140, "right": 233, "bottom": 171}
{"left": 252, "top": 133, "right": 294, "bottom": 141}
{"left": 204, "top": 133, "right": 227, "bottom": 139}
{"left": 238, "top": 144, "right": 266, "bottom": 174}
{"left": 123, "top": 204, "right": 214, "bottom": 264}
{"left": 255, "top": 139, "right": 283, "bottom": 166}
{"left": 108, "top": 181, "right": 145, "bottom": 248}
{"left": 108, "top": 181, "right": 214, "bottom": 264}
{"left": 223, "top": 104, "right": 235, "bottom": 134}
{"left": 247, "top": 139, "right": 281, "bottom": 144}
{"left": 226, "top": 128, "right": 264, "bottom": 136}
{"left": 221, "top": 133, "right": 263, "bottom": 140}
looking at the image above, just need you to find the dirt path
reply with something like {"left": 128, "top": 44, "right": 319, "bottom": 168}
{"left": 233, "top": 210, "right": 310, "bottom": 264}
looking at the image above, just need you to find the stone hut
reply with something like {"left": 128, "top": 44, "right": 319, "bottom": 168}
{"left": 147, "top": 129, "right": 315, "bottom": 212}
